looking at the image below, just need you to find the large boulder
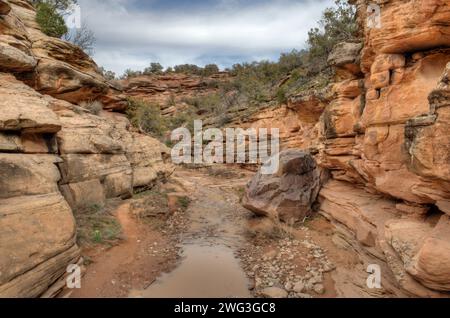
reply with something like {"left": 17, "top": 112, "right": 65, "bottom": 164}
{"left": 242, "top": 150, "right": 325, "bottom": 222}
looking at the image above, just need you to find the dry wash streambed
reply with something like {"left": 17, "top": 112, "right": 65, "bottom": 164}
{"left": 129, "top": 169, "right": 253, "bottom": 298}
{"left": 72, "top": 167, "right": 380, "bottom": 299}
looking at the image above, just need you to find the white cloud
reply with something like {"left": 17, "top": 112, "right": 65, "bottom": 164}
{"left": 78, "top": 0, "right": 334, "bottom": 75}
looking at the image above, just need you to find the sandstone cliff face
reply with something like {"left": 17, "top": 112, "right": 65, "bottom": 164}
{"left": 234, "top": 91, "right": 328, "bottom": 151}
{"left": 0, "top": 0, "right": 125, "bottom": 109}
{"left": 240, "top": 0, "right": 450, "bottom": 297}
{"left": 316, "top": 0, "right": 450, "bottom": 296}
{"left": 121, "top": 73, "right": 230, "bottom": 117}
{"left": 0, "top": 0, "right": 171, "bottom": 297}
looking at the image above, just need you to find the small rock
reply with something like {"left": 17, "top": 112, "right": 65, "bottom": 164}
{"left": 293, "top": 282, "right": 305, "bottom": 293}
{"left": 284, "top": 282, "right": 293, "bottom": 291}
{"left": 313, "top": 284, "right": 325, "bottom": 295}
{"left": 259, "top": 287, "right": 288, "bottom": 299}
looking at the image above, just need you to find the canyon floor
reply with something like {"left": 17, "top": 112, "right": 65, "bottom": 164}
{"left": 69, "top": 166, "right": 396, "bottom": 299}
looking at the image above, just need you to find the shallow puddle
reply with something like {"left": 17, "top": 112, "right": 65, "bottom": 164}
{"left": 130, "top": 244, "right": 251, "bottom": 298}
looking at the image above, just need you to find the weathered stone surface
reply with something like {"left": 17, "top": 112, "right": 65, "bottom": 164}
{"left": 21, "top": 133, "right": 58, "bottom": 154}
{"left": 0, "top": 244, "right": 80, "bottom": 298}
{"left": 429, "top": 62, "right": 450, "bottom": 109}
{"left": 0, "top": 154, "right": 62, "bottom": 199}
{"left": 0, "top": 132, "right": 21, "bottom": 152}
{"left": 259, "top": 287, "right": 288, "bottom": 299}
{"left": 362, "top": 53, "right": 450, "bottom": 127}
{"left": 319, "top": 180, "right": 400, "bottom": 248}
{"left": 385, "top": 219, "right": 433, "bottom": 271}
{"left": 0, "top": 73, "right": 61, "bottom": 133}
{"left": 323, "top": 97, "right": 361, "bottom": 138}
{"left": 0, "top": 193, "right": 77, "bottom": 287}
{"left": 33, "top": 58, "right": 108, "bottom": 104}
{"left": 0, "top": 0, "right": 174, "bottom": 298}
{"left": 125, "top": 133, "right": 173, "bottom": 188}
{"left": 360, "top": 0, "right": 450, "bottom": 71}
{"left": 408, "top": 101, "right": 450, "bottom": 183}
{"left": 243, "top": 150, "right": 325, "bottom": 222}
{"left": 328, "top": 42, "right": 362, "bottom": 77}
{"left": 59, "top": 153, "right": 133, "bottom": 198}
{"left": 0, "top": 1, "right": 36, "bottom": 73}
{"left": 55, "top": 107, "right": 124, "bottom": 155}
{"left": 0, "top": 42, "right": 36, "bottom": 72}
{"left": 53, "top": 101, "right": 172, "bottom": 194}
{"left": 0, "top": 0, "right": 125, "bottom": 108}
{"left": 121, "top": 72, "right": 230, "bottom": 115}
{"left": 0, "top": 0, "right": 11, "bottom": 15}
{"left": 371, "top": 54, "right": 406, "bottom": 74}
{"left": 409, "top": 215, "right": 450, "bottom": 291}
{"left": 60, "top": 179, "right": 106, "bottom": 210}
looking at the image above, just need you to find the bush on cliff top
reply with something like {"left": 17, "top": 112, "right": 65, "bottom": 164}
{"left": 307, "top": 0, "right": 359, "bottom": 74}
{"left": 35, "top": 2, "right": 68, "bottom": 38}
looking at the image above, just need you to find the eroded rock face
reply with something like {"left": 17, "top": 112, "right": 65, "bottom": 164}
{"left": 120, "top": 73, "right": 230, "bottom": 115}
{"left": 243, "top": 150, "right": 325, "bottom": 222}
{"left": 0, "top": 2, "right": 173, "bottom": 297}
{"left": 0, "top": 79, "right": 80, "bottom": 297}
{"left": 313, "top": 0, "right": 450, "bottom": 297}
{"left": 0, "top": 0, "right": 125, "bottom": 109}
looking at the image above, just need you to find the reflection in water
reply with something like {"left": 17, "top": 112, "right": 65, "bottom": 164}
{"left": 130, "top": 244, "right": 251, "bottom": 298}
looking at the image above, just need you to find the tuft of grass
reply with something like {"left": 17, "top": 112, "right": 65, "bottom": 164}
{"left": 79, "top": 100, "right": 103, "bottom": 115}
{"left": 75, "top": 205, "right": 122, "bottom": 247}
{"left": 126, "top": 98, "right": 167, "bottom": 137}
{"left": 177, "top": 196, "right": 191, "bottom": 210}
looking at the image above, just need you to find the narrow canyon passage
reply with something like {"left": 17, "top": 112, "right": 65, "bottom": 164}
{"left": 71, "top": 166, "right": 390, "bottom": 299}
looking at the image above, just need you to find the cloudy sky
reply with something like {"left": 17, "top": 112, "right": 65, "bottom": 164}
{"left": 76, "top": 0, "right": 334, "bottom": 75}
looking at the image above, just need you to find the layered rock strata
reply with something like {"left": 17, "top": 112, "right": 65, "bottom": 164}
{"left": 0, "top": 0, "right": 172, "bottom": 297}
{"left": 316, "top": 0, "right": 450, "bottom": 297}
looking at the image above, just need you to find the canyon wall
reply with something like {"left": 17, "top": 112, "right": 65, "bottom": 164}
{"left": 0, "top": 0, "right": 171, "bottom": 297}
{"left": 121, "top": 73, "right": 229, "bottom": 117}
{"left": 315, "top": 0, "right": 450, "bottom": 297}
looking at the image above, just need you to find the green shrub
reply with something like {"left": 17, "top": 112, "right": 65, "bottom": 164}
{"left": 76, "top": 204, "right": 122, "bottom": 247}
{"left": 126, "top": 98, "right": 167, "bottom": 137}
{"left": 203, "top": 64, "right": 220, "bottom": 76}
{"left": 276, "top": 87, "right": 288, "bottom": 105}
{"left": 307, "top": 0, "right": 359, "bottom": 74}
{"left": 35, "top": 2, "right": 68, "bottom": 38}
{"left": 143, "top": 62, "right": 164, "bottom": 75}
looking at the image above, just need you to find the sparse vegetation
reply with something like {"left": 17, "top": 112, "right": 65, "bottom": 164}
{"left": 126, "top": 98, "right": 167, "bottom": 137}
{"left": 79, "top": 100, "right": 103, "bottom": 115}
{"left": 99, "top": 67, "right": 116, "bottom": 80}
{"left": 306, "top": 0, "right": 359, "bottom": 74}
{"left": 35, "top": 2, "right": 68, "bottom": 38}
{"left": 177, "top": 196, "right": 191, "bottom": 210}
{"left": 121, "top": 0, "right": 359, "bottom": 134}
{"left": 33, "top": 0, "right": 97, "bottom": 55}
{"left": 143, "top": 63, "right": 164, "bottom": 75}
{"left": 75, "top": 204, "right": 122, "bottom": 247}
{"left": 63, "top": 23, "right": 96, "bottom": 55}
